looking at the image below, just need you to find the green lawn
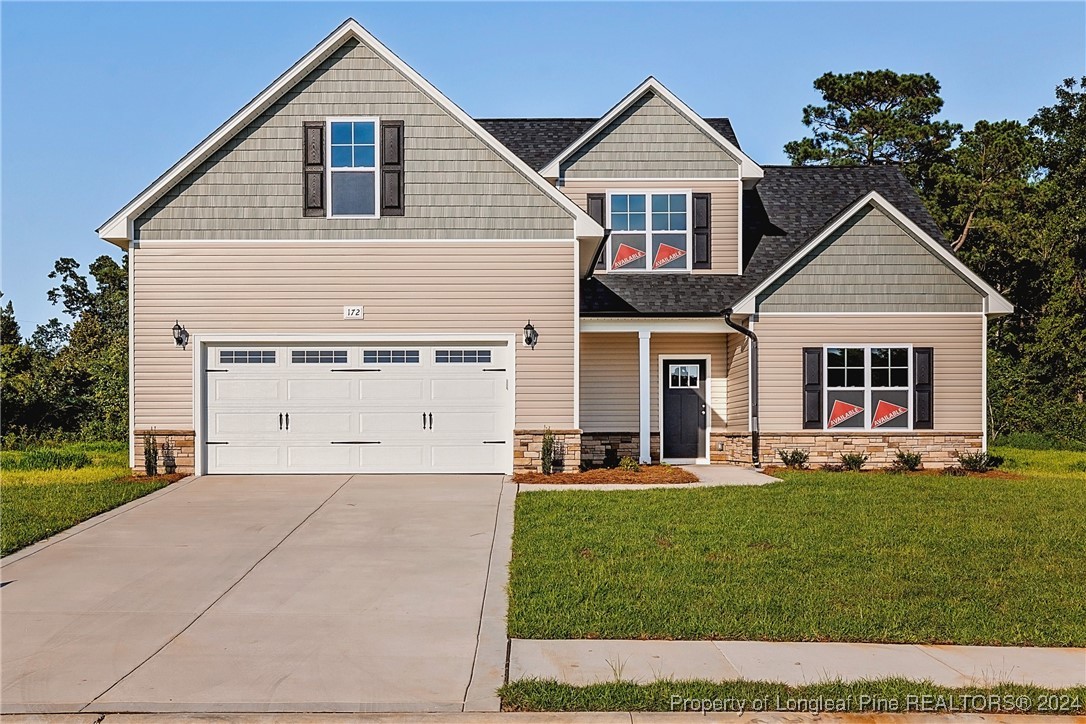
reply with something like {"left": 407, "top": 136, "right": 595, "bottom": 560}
{"left": 500, "top": 678, "right": 1086, "bottom": 714}
{"left": 508, "top": 446, "right": 1086, "bottom": 646}
{"left": 1, "top": 442, "right": 171, "bottom": 556}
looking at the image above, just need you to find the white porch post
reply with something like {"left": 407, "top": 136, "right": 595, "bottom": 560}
{"left": 638, "top": 330, "right": 652, "bottom": 464}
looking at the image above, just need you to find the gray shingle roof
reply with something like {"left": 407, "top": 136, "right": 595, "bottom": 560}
{"left": 477, "top": 118, "right": 740, "bottom": 172}
{"left": 477, "top": 117, "right": 948, "bottom": 317}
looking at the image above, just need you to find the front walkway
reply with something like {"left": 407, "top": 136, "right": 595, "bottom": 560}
{"left": 510, "top": 639, "right": 1086, "bottom": 688}
{"left": 1, "top": 474, "right": 512, "bottom": 714}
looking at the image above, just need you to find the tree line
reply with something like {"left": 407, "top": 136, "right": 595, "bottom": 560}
{"left": 1, "top": 74, "right": 1083, "bottom": 445}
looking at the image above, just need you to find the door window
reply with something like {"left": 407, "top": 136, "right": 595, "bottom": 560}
{"left": 669, "top": 364, "right": 700, "bottom": 388}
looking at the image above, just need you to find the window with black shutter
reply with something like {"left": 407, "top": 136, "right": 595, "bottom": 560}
{"left": 692, "top": 192, "right": 711, "bottom": 269}
{"left": 802, "top": 347, "right": 823, "bottom": 429}
{"left": 587, "top": 193, "right": 606, "bottom": 270}
{"left": 302, "top": 122, "right": 324, "bottom": 216}
{"left": 381, "top": 120, "right": 405, "bottom": 216}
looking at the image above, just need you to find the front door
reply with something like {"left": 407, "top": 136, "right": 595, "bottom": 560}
{"left": 662, "top": 359, "right": 707, "bottom": 459}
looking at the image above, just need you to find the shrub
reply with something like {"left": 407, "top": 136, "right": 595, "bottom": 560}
{"left": 143, "top": 429, "right": 158, "bottom": 477}
{"left": 840, "top": 452, "right": 869, "bottom": 472}
{"left": 161, "top": 437, "right": 177, "bottom": 475}
{"left": 891, "top": 449, "right": 924, "bottom": 472}
{"left": 941, "top": 465, "right": 968, "bottom": 477}
{"left": 618, "top": 456, "right": 641, "bottom": 472}
{"left": 602, "top": 447, "right": 620, "bottom": 469}
{"left": 1, "top": 447, "right": 92, "bottom": 471}
{"left": 541, "top": 428, "right": 555, "bottom": 475}
{"left": 820, "top": 463, "right": 845, "bottom": 472}
{"left": 957, "top": 450, "right": 999, "bottom": 473}
{"left": 777, "top": 448, "right": 810, "bottom": 469}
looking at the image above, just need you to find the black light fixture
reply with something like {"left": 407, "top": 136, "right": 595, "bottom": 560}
{"left": 172, "top": 320, "right": 189, "bottom": 350}
{"left": 523, "top": 320, "right": 538, "bottom": 349}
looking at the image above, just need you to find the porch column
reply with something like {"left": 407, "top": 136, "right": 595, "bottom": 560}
{"left": 638, "top": 330, "right": 651, "bottom": 464}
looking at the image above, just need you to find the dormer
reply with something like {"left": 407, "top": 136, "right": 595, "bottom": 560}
{"left": 540, "top": 78, "right": 762, "bottom": 276}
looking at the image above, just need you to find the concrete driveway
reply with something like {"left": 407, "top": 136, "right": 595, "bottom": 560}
{"left": 1, "top": 474, "right": 512, "bottom": 713}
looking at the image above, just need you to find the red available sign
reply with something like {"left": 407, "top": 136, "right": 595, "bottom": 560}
{"left": 653, "top": 243, "right": 686, "bottom": 269}
{"left": 828, "top": 399, "right": 863, "bottom": 428}
{"left": 612, "top": 243, "right": 646, "bottom": 269}
{"left": 872, "top": 400, "right": 908, "bottom": 427}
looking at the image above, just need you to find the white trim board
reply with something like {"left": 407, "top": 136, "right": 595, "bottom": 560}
{"left": 98, "top": 19, "right": 603, "bottom": 245}
{"left": 130, "top": 238, "right": 580, "bottom": 246}
{"left": 730, "top": 191, "right": 1014, "bottom": 316}
{"left": 581, "top": 317, "right": 738, "bottom": 334}
{"left": 539, "top": 77, "right": 763, "bottom": 184}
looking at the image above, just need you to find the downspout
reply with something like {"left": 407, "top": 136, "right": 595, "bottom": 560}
{"left": 583, "top": 229, "right": 612, "bottom": 281}
{"left": 722, "top": 308, "right": 760, "bottom": 469}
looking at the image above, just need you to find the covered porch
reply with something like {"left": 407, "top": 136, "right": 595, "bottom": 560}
{"left": 579, "top": 317, "right": 753, "bottom": 466}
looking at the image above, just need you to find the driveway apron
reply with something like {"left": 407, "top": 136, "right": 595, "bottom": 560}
{"left": 0, "top": 474, "right": 505, "bottom": 713}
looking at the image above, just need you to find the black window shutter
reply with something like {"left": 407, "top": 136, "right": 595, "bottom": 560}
{"left": 802, "top": 347, "right": 823, "bottom": 429}
{"left": 587, "top": 193, "right": 606, "bottom": 269}
{"left": 303, "top": 121, "right": 324, "bottom": 217}
{"left": 913, "top": 347, "right": 934, "bottom": 429}
{"left": 692, "top": 192, "right": 711, "bottom": 269}
{"left": 380, "top": 121, "right": 405, "bottom": 216}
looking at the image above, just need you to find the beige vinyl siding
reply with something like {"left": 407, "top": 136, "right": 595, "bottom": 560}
{"left": 560, "top": 92, "right": 740, "bottom": 180}
{"left": 579, "top": 333, "right": 639, "bottom": 431}
{"left": 134, "top": 39, "right": 573, "bottom": 240}
{"left": 756, "top": 314, "right": 984, "bottom": 432}
{"left": 758, "top": 205, "right": 983, "bottom": 312}
{"left": 579, "top": 332, "right": 735, "bottom": 433}
{"left": 132, "top": 240, "right": 576, "bottom": 438}
{"left": 561, "top": 179, "right": 740, "bottom": 275}
{"left": 724, "top": 333, "right": 749, "bottom": 432}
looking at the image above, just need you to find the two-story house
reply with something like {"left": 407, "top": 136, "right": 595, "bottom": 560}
{"left": 98, "top": 19, "right": 1011, "bottom": 475}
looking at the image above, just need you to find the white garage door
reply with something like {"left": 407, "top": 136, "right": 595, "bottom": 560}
{"left": 203, "top": 342, "right": 513, "bottom": 474}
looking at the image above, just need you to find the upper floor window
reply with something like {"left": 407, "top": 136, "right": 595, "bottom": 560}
{"left": 329, "top": 119, "right": 379, "bottom": 217}
{"left": 608, "top": 192, "right": 690, "bottom": 271}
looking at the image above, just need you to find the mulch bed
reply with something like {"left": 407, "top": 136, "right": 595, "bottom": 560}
{"left": 117, "top": 473, "right": 188, "bottom": 484}
{"left": 515, "top": 465, "right": 699, "bottom": 485}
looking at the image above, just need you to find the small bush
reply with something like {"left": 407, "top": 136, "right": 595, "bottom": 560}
{"left": 820, "top": 463, "right": 845, "bottom": 472}
{"left": 941, "top": 465, "right": 968, "bottom": 477}
{"left": 143, "top": 430, "right": 158, "bottom": 477}
{"left": 602, "top": 447, "right": 620, "bottom": 469}
{"left": 777, "top": 448, "right": 810, "bottom": 469}
{"left": 891, "top": 449, "right": 924, "bottom": 472}
{"left": 618, "top": 456, "right": 641, "bottom": 472}
{"left": 1, "top": 448, "right": 92, "bottom": 471}
{"left": 957, "top": 450, "right": 998, "bottom": 473}
{"left": 540, "top": 428, "right": 556, "bottom": 475}
{"left": 840, "top": 452, "right": 869, "bottom": 472}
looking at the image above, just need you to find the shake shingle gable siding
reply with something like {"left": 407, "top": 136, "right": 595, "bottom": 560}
{"left": 134, "top": 39, "right": 575, "bottom": 240}
{"left": 477, "top": 118, "right": 740, "bottom": 172}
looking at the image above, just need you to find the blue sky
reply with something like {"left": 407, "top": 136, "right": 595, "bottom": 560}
{"left": 2, "top": 2, "right": 1083, "bottom": 331}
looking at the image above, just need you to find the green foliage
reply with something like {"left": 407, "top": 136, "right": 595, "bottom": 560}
{"left": 500, "top": 678, "right": 1086, "bottom": 714}
{"left": 540, "top": 427, "right": 555, "bottom": 475}
{"left": 143, "top": 429, "right": 158, "bottom": 476}
{"left": 891, "top": 449, "right": 924, "bottom": 472}
{"left": 957, "top": 450, "right": 998, "bottom": 472}
{"left": 776, "top": 448, "right": 809, "bottom": 469}
{"left": 839, "top": 452, "right": 868, "bottom": 471}
{"left": 993, "top": 432, "right": 1086, "bottom": 451}
{"left": 509, "top": 453, "right": 1086, "bottom": 644}
{"left": 783, "top": 70, "right": 960, "bottom": 190}
{"left": 618, "top": 456, "right": 641, "bottom": 472}
{"left": 1, "top": 254, "right": 128, "bottom": 443}
{"left": 1, "top": 448, "right": 92, "bottom": 471}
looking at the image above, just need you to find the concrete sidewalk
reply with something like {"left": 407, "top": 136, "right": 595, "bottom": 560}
{"left": 510, "top": 639, "right": 1086, "bottom": 688}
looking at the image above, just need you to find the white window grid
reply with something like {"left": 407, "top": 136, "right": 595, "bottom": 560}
{"left": 606, "top": 190, "right": 692, "bottom": 272}
{"left": 219, "top": 350, "right": 276, "bottom": 364}
{"left": 326, "top": 117, "right": 381, "bottom": 219}
{"left": 363, "top": 350, "right": 420, "bottom": 364}
{"left": 291, "top": 350, "right": 348, "bottom": 364}
{"left": 823, "top": 344, "right": 913, "bottom": 431}
{"left": 435, "top": 349, "right": 492, "bottom": 364}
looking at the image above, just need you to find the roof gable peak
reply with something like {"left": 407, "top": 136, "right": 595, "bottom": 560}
{"left": 539, "top": 77, "right": 762, "bottom": 183}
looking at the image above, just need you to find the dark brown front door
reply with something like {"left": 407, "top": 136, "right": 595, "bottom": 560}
{"left": 662, "top": 359, "right": 706, "bottom": 459}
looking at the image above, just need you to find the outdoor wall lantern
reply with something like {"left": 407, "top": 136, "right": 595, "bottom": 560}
{"left": 172, "top": 321, "right": 189, "bottom": 350}
{"left": 523, "top": 320, "right": 538, "bottom": 349}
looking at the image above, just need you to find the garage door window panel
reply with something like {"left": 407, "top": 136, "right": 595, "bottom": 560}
{"left": 363, "top": 349, "right": 420, "bottom": 364}
{"left": 435, "top": 350, "right": 492, "bottom": 364}
{"left": 219, "top": 350, "right": 276, "bottom": 364}
{"left": 292, "top": 350, "right": 348, "bottom": 364}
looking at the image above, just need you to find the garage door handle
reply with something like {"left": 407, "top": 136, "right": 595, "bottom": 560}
{"left": 428, "top": 412, "right": 433, "bottom": 430}
{"left": 330, "top": 441, "right": 381, "bottom": 445}
{"left": 422, "top": 412, "right": 427, "bottom": 429}
{"left": 279, "top": 413, "right": 283, "bottom": 430}
{"left": 483, "top": 440, "right": 507, "bottom": 444}
{"left": 330, "top": 368, "right": 380, "bottom": 372}
{"left": 483, "top": 368, "right": 505, "bottom": 372}
{"left": 285, "top": 413, "right": 289, "bottom": 431}
{"left": 206, "top": 441, "right": 229, "bottom": 445}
